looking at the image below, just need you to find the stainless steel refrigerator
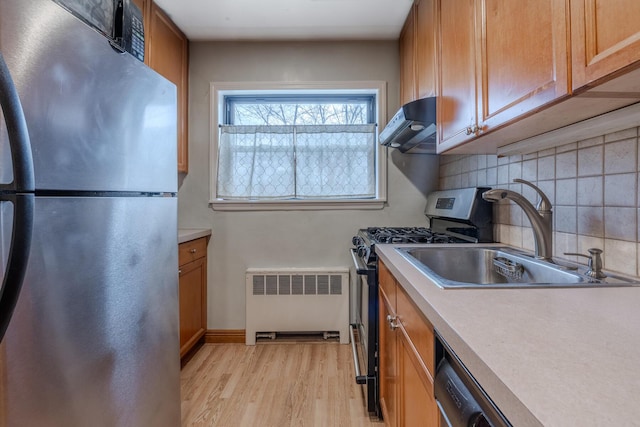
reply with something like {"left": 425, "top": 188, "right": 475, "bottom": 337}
{"left": 0, "top": 0, "right": 180, "bottom": 425}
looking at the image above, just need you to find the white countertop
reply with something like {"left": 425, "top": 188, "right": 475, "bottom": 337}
{"left": 376, "top": 243, "right": 640, "bottom": 427}
{"left": 178, "top": 228, "right": 212, "bottom": 244}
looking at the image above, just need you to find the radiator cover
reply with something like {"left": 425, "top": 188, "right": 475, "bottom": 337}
{"left": 245, "top": 268, "right": 350, "bottom": 345}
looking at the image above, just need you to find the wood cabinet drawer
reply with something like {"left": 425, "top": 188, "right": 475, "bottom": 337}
{"left": 397, "top": 285, "right": 435, "bottom": 378}
{"left": 378, "top": 260, "right": 397, "bottom": 309}
{"left": 179, "top": 237, "right": 207, "bottom": 266}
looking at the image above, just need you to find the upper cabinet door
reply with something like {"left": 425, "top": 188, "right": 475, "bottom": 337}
{"left": 571, "top": 0, "right": 640, "bottom": 90}
{"left": 437, "top": 0, "right": 477, "bottom": 151}
{"left": 399, "top": 5, "right": 417, "bottom": 106}
{"left": 416, "top": 0, "right": 438, "bottom": 99}
{"left": 476, "top": 0, "right": 570, "bottom": 132}
{"left": 148, "top": 3, "right": 189, "bottom": 174}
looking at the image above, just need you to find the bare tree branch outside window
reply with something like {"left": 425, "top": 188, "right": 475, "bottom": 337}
{"left": 233, "top": 102, "right": 367, "bottom": 125}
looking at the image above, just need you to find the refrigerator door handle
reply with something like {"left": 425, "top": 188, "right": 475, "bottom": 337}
{"left": 0, "top": 194, "right": 34, "bottom": 342}
{"left": 0, "top": 51, "right": 35, "bottom": 342}
{"left": 0, "top": 51, "right": 35, "bottom": 192}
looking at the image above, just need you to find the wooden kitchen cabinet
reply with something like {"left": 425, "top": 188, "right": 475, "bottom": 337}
{"left": 475, "top": 0, "right": 569, "bottom": 135}
{"left": 571, "top": 0, "right": 640, "bottom": 90}
{"left": 437, "top": 0, "right": 570, "bottom": 153}
{"left": 379, "top": 260, "right": 399, "bottom": 427}
{"left": 415, "top": 0, "right": 438, "bottom": 100}
{"left": 179, "top": 237, "right": 208, "bottom": 359}
{"left": 394, "top": 0, "right": 640, "bottom": 154}
{"left": 399, "top": 4, "right": 417, "bottom": 106}
{"left": 378, "top": 260, "right": 438, "bottom": 427}
{"left": 379, "top": 287, "right": 398, "bottom": 427}
{"left": 146, "top": 2, "right": 189, "bottom": 173}
{"left": 437, "top": 0, "right": 477, "bottom": 151}
{"left": 397, "top": 282, "right": 438, "bottom": 426}
{"left": 396, "top": 280, "right": 435, "bottom": 375}
{"left": 399, "top": 0, "right": 438, "bottom": 106}
{"left": 399, "top": 328, "right": 438, "bottom": 426}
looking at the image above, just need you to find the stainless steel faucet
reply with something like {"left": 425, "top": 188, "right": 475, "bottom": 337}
{"left": 482, "top": 179, "right": 553, "bottom": 261}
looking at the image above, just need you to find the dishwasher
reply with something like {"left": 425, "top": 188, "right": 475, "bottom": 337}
{"left": 434, "top": 333, "right": 511, "bottom": 427}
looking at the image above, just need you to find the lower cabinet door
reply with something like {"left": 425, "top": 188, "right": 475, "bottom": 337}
{"left": 179, "top": 256, "right": 206, "bottom": 356}
{"left": 399, "top": 327, "right": 439, "bottom": 427}
{"left": 379, "top": 289, "right": 398, "bottom": 427}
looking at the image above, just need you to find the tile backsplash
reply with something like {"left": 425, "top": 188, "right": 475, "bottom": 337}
{"left": 439, "top": 126, "right": 640, "bottom": 277}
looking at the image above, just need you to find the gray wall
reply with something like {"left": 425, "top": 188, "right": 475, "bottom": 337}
{"left": 179, "top": 41, "right": 439, "bottom": 329}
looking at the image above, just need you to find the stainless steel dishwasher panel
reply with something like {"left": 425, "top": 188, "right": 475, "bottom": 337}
{"left": 435, "top": 333, "right": 511, "bottom": 427}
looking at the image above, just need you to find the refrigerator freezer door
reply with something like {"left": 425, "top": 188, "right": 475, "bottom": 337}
{"left": 0, "top": 0, "right": 177, "bottom": 193}
{"left": 1, "top": 196, "right": 179, "bottom": 427}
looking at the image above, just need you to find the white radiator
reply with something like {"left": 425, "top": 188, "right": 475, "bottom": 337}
{"left": 245, "top": 267, "right": 350, "bottom": 345}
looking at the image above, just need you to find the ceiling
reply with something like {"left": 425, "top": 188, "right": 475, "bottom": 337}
{"left": 153, "top": 0, "right": 414, "bottom": 41}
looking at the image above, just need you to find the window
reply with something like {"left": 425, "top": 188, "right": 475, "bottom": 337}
{"left": 210, "top": 82, "right": 387, "bottom": 210}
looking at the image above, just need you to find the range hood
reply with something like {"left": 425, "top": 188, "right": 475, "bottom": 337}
{"left": 379, "top": 97, "right": 436, "bottom": 154}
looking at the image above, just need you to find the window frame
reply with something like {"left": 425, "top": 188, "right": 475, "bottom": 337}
{"left": 209, "top": 81, "right": 388, "bottom": 211}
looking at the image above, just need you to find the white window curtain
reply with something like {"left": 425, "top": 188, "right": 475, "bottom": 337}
{"left": 217, "top": 124, "right": 376, "bottom": 200}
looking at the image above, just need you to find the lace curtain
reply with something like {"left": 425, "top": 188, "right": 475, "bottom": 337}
{"left": 217, "top": 124, "right": 376, "bottom": 200}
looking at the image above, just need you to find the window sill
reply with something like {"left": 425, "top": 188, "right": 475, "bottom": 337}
{"left": 209, "top": 199, "right": 386, "bottom": 211}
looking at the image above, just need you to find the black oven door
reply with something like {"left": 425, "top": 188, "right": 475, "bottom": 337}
{"left": 349, "top": 249, "right": 379, "bottom": 415}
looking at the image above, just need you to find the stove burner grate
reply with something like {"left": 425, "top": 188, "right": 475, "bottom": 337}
{"left": 365, "top": 227, "right": 458, "bottom": 244}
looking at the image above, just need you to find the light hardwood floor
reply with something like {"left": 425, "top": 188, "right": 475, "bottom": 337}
{"left": 181, "top": 342, "right": 385, "bottom": 426}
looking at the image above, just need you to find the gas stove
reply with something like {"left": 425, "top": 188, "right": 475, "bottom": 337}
{"left": 352, "top": 187, "right": 494, "bottom": 264}
{"left": 352, "top": 227, "right": 465, "bottom": 262}
{"left": 349, "top": 187, "right": 495, "bottom": 418}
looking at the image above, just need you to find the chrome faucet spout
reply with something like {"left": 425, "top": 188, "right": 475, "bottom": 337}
{"left": 482, "top": 179, "right": 553, "bottom": 261}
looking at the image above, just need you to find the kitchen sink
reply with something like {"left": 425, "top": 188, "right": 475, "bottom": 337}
{"left": 396, "top": 246, "right": 640, "bottom": 289}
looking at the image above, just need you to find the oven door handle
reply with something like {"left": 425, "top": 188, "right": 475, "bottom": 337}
{"left": 350, "top": 248, "right": 372, "bottom": 275}
{"left": 349, "top": 324, "right": 367, "bottom": 384}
